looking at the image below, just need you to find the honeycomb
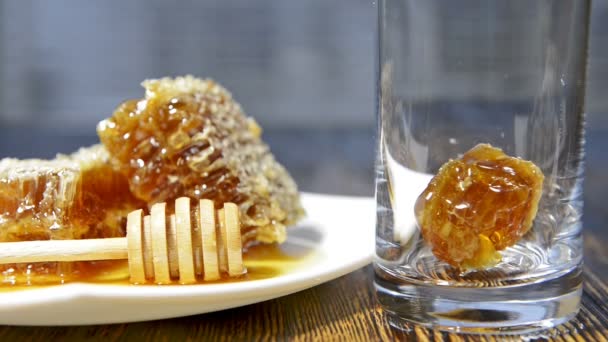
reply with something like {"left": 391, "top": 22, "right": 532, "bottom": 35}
{"left": 98, "top": 75, "right": 304, "bottom": 245}
{"left": 0, "top": 145, "right": 145, "bottom": 243}
{"left": 415, "top": 144, "right": 544, "bottom": 269}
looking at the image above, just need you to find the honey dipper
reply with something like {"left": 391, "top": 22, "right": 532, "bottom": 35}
{"left": 0, "top": 198, "right": 245, "bottom": 284}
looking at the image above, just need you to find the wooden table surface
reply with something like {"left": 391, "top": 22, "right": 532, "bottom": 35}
{"left": 0, "top": 129, "right": 606, "bottom": 341}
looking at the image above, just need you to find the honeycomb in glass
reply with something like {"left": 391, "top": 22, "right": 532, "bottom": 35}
{"left": 98, "top": 75, "right": 304, "bottom": 246}
{"left": 414, "top": 144, "right": 544, "bottom": 269}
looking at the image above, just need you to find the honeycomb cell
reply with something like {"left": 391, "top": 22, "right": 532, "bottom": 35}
{"left": 414, "top": 144, "right": 544, "bottom": 269}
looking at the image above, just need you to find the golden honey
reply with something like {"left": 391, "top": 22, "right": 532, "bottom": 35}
{"left": 98, "top": 76, "right": 304, "bottom": 246}
{"left": 0, "top": 76, "right": 305, "bottom": 284}
{"left": 0, "top": 242, "right": 314, "bottom": 289}
{"left": 415, "top": 144, "right": 544, "bottom": 269}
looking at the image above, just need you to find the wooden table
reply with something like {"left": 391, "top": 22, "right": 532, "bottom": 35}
{"left": 0, "top": 129, "right": 606, "bottom": 341}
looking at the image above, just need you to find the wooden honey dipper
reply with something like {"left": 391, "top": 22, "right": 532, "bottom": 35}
{"left": 0, "top": 198, "right": 245, "bottom": 284}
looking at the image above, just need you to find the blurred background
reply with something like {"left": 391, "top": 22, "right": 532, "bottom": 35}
{"left": 0, "top": 1, "right": 605, "bottom": 246}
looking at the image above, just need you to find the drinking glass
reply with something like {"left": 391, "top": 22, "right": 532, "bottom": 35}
{"left": 374, "top": 0, "right": 590, "bottom": 334}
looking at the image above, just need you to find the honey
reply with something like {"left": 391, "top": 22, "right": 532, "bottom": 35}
{"left": 415, "top": 144, "right": 544, "bottom": 269}
{"left": 98, "top": 76, "right": 304, "bottom": 246}
{"left": 0, "top": 76, "right": 305, "bottom": 284}
{"left": 0, "top": 242, "right": 313, "bottom": 289}
{"left": 0, "top": 145, "right": 144, "bottom": 243}
{"left": 0, "top": 146, "right": 146, "bottom": 277}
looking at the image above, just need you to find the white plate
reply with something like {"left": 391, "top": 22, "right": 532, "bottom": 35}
{"left": 0, "top": 193, "right": 375, "bottom": 326}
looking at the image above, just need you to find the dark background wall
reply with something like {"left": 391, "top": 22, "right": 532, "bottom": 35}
{"left": 0, "top": 0, "right": 606, "bottom": 133}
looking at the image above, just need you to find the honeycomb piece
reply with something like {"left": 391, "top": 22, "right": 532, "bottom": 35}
{"left": 0, "top": 145, "right": 145, "bottom": 243}
{"left": 0, "top": 157, "right": 80, "bottom": 242}
{"left": 97, "top": 75, "right": 304, "bottom": 245}
{"left": 63, "top": 145, "right": 147, "bottom": 239}
{"left": 414, "top": 144, "right": 544, "bottom": 269}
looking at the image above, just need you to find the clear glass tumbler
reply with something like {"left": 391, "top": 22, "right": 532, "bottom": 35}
{"left": 374, "top": 0, "right": 590, "bottom": 334}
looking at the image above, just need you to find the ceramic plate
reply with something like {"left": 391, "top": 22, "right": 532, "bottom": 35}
{"left": 0, "top": 193, "right": 375, "bottom": 326}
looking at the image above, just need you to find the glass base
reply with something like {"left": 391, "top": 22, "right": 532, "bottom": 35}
{"left": 374, "top": 264, "right": 582, "bottom": 335}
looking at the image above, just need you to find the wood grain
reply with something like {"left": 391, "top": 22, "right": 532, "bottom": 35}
{"left": 0, "top": 234, "right": 606, "bottom": 341}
